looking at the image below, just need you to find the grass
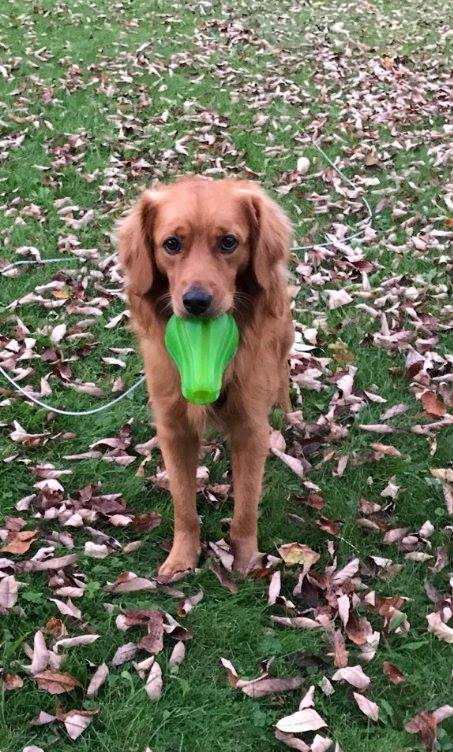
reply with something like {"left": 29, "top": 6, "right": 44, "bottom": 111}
{"left": 0, "top": 0, "right": 452, "bottom": 750}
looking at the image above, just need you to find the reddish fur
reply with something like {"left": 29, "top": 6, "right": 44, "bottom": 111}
{"left": 117, "top": 176, "right": 293, "bottom": 579}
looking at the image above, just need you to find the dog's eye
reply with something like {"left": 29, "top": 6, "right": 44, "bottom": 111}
{"left": 163, "top": 236, "right": 182, "bottom": 255}
{"left": 219, "top": 234, "right": 238, "bottom": 254}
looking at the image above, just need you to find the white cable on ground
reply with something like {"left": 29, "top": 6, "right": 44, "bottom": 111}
{"left": 0, "top": 366, "right": 146, "bottom": 416}
{"left": 0, "top": 142, "right": 373, "bottom": 417}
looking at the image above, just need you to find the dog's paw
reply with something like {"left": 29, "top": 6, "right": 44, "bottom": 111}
{"left": 157, "top": 545, "right": 199, "bottom": 583}
{"left": 231, "top": 538, "right": 262, "bottom": 575}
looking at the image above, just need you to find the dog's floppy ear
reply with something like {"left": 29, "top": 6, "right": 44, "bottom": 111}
{"left": 117, "top": 190, "right": 159, "bottom": 296}
{"left": 240, "top": 184, "right": 292, "bottom": 291}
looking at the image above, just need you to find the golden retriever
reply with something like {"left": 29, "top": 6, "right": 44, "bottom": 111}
{"left": 118, "top": 176, "right": 293, "bottom": 580}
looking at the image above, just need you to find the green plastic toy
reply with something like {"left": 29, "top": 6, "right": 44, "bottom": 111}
{"left": 165, "top": 313, "right": 239, "bottom": 405}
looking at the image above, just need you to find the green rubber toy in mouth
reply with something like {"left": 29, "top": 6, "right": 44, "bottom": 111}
{"left": 165, "top": 313, "right": 239, "bottom": 405}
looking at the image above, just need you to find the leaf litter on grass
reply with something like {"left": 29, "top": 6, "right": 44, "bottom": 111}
{"left": 0, "top": 0, "right": 452, "bottom": 748}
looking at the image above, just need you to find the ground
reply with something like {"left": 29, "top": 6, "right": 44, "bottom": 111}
{"left": 0, "top": 1, "right": 452, "bottom": 751}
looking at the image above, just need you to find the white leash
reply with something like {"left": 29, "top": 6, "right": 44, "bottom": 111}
{"left": 0, "top": 143, "right": 373, "bottom": 417}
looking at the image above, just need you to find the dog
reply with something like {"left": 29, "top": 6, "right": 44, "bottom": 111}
{"left": 118, "top": 176, "right": 294, "bottom": 580}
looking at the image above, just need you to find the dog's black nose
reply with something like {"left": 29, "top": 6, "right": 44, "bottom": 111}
{"left": 182, "top": 287, "right": 213, "bottom": 315}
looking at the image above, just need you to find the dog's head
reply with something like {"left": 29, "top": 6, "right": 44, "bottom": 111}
{"left": 117, "top": 176, "right": 291, "bottom": 319}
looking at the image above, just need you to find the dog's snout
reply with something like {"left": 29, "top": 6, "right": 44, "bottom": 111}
{"left": 182, "top": 286, "right": 213, "bottom": 316}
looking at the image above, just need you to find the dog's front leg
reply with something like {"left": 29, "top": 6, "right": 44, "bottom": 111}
{"left": 156, "top": 416, "right": 200, "bottom": 581}
{"left": 229, "top": 418, "right": 269, "bottom": 574}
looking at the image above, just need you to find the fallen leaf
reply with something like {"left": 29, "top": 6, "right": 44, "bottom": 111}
{"left": 332, "top": 665, "right": 370, "bottom": 690}
{"left": 274, "top": 729, "right": 310, "bottom": 750}
{"left": 421, "top": 391, "right": 446, "bottom": 417}
{"left": 34, "top": 670, "right": 80, "bottom": 695}
{"left": 370, "top": 443, "right": 401, "bottom": 457}
{"left": 276, "top": 708, "right": 327, "bottom": 734}
{"left": 208, "top": 560, "right": 238, "bottom": 593}
{"left": 0, "top": 574, "right": 18, "bottom": 609}
{"left": 177, "top": 590, "right": 204, "bottom": 617}
{"left": 272, "top": 449, "right": 305, "bottom": 477}
{"left": 49, "top": 598, "right": 81, "bottom": 620}
{"left": 241, "top": 676, "right": 304, "bottom": 698}
{"left": 442, "top": 483, "right": 453, "bottom": 515}
{"left": 331, "top": 558, "right": 359, "bottom": 586}
{"left": 169, "top": 641, "right": 186, "bottom": 667}
{"left": 131, "top": 512, "right": 162, "bottom": 531}
{"left": 111, "top": 642, "right": 138, "bottom": 666}
{"left": 86, "top": 663, "right": 109, "bottom": 698}
{"left": 311, "top": 736, "right": 333, "bottom": 752}
{"left": 278, "top": 543, "right": 320, "bottom": 569}
{"left": 268, "top": 571, "right": 281, "bottom": 605}
{"left": 327, "top": 289, "right": 353, "bottom": 310}
{"left": 1, "top": 529, "right": 37, "bottom": 554}
{"left": 84, "top": 541, "right": 109, "bottom": 558}
{"left": 405, "top": 711, "right": 437, "bottom": 750}
{"left": 426, "top": 612, "right": 453, "bottom": 643}
{"left": 138, "top": 612, "right": 164, "bottom": 654}
{"left": 145, "top": 659, "right": 163, "bottom": 701}
{"left": 60, "top": 709, "right": 98, "bottom": 740}
{"left": 359, "top": 424, "right": 396, "bottom": 434}
{"left": 380, "top": 403, "right": 408, "bottom": 421}
{"left": 106, "top": 572, "right": 157, "bottom": 593}
{"left": 54, "top": 634, "right": 100, "bottom": 651}
{"left": 2, "top": 672, "right": 23, "bottom": 690}
{"left": 30, "top": 630, "right": 50, "bottom": 674}
{"left": 353, "top": 692, "right": 379, "bottom": 722}
{"left": 299, "top": 685, "right": 315, "bottom": 709}
{"left": 430, "top": 468, "right": 453, "bottom": 483}
{"left": 382, "top": 661, "right": 405, "bottom": 685}
{"left": 50, "top": 323, "right": 66, "bottom": 343}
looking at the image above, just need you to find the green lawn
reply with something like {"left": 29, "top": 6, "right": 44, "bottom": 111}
{"left": 0, "top": 1, "right": 452, "bottom": 751}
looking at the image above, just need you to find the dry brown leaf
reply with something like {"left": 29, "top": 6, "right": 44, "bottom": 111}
{"left": 353, "top": 692, "right": 379, "bottom": 722}
{"left": 426, "top": 612, "right": 453, "bottom": 643}
{"left": 268, "top": 570, "right": 281, "bottom": 605}
{"left": 276, "top": 708, "right": 327, "bottom": 733}
{"left": 34, "top": 670, "right": 80, "bottom": 695}
{"left": 332, "top": 665, "right": 370, "bottom": 690}
{"left": 2, "top": 672, "right": 23, "bottom": 690}
{"left": 370, "top": 443, "right": 401, "bottom": 457}
{"left": 278, "top": 543, "right": 320, "bottom": 569}
{"left": 241, "top": 676, "right": 304, "bottom": 698}
{"left": 430, "top": 468, "right": 453, "bottom": 483}
{"left": 332, "top": 630, "right": 348, "bottom": 668}
{"left": 442, "top": 483, "right": 453, "bottom": 515}
{"left": 177, "top": 590, "right": 204, "bottom": 617}
{"left": 405, "top": 711, "right": 437, "bottom": 751}
{"left": 272, "top": 449, "right": 305, "bottom": 477}
{"left": 274, "top": 729, "right": 310, "bottom": 751}
{"left": 359, "top": 424, "right": 396, "bottom": 434}
{"left": 331, "top": 558, "right": 359, "bottom": 586}
{"left": 49, "top": 597, "right": 81, "bottom": 620}
{"left": 30, "top": 630, "right": 50, "bottom": 674}
{"left": 111, "top": 642, "right": 139, "bottom": 666}
{"left": 169, "top": 641, "right": 186, "bottom": 667}
{"left": 0, "top": 574, "right": 18, "bottom": 609}
{"left": 145, "top": 659, "right": 163, "bottom": 701}
{"left": 86, "top": 662, "right": 109, "bottom": 698}
{"left": 311, "top": 735, "right": 333, "bottom": 752}
{"left": 138, "top": 612, "right": 164, "bottom": 655}
{"left": 1, "top": 530, "right": 37, "bottom": 555}
{"left": 106, "top": 571, "right": 157, "bottom": 593}
{"left": 272, "top": 616, "right": 321, "bottom": 630}
{"left": 54, "top": 634, "right": 100, "bottom": 652}
{"left": 420, "top": 391, "right": 446, "bottom": 417}
{"left": 60, "top": 709, "right": 98, "bottom": 740}
{"left": 382, "top": 661, "right": 405, "bottom": 685}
